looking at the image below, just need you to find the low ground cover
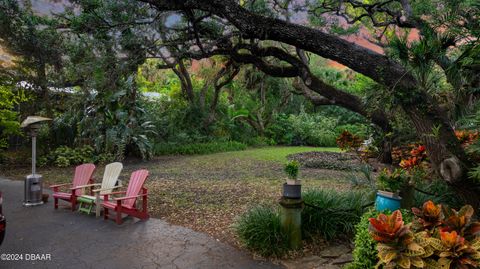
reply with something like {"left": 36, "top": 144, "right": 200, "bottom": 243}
{"left": 0, "top": 146, "right": 354, "bottom": 249}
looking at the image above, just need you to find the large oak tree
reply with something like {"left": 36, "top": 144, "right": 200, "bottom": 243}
{"left": 1, "top": 0, "right": 479, "bottom": 208}
{"left": 125, "top": 0, "right": 479, "bottom": 207}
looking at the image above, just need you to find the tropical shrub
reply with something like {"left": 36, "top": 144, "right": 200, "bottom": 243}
{"left": 369, "top": 201, "right": 480, "bottom": 269}
{"left": 455, "top": 130, "right": 479, "bottom": 147}
{"left": 336, "top": 130, "right": 363, "bottom": 151}
{"left": 392, "top": 144, "right": 427, "bottom": 166}
{"left": 234, "top": 206, "right": 290, "bottom": 257}
{"left": 266, "top": 112, "right": 342, "bottom": 147}
{"left": 346, "top": 208, "right": 414, "bottom": 269}
{"left": 399, "top": 145, "right": 428, "bottom": 170}
{"left": 0, "top": 85, "right": 28, "bottom": 153}
{"left": 40, "top": 145, "right": 95, "bottom": 167}
{"left": 52, "top": 79, "right": 157, "bottom": 161}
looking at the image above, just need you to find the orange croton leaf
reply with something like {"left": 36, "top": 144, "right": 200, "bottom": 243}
{"left": 440, "top": 231, "right": 460, "bottom": 248}
{"left": 369, "top": 210, "right": 405, "bottom": 243}
{"left": 443, "top": 205, "right": 475, "bottom": 232}
{"left": 423, "top": 200, "right": 442, "bottom": 218}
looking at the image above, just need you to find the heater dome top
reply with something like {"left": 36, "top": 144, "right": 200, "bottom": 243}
{"left": 20, "top": 116, "right": 52, "bottom": 128}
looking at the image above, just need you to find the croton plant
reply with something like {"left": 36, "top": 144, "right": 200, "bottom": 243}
{"left": 369, "top": 201, "right": 480, "bottom": 268}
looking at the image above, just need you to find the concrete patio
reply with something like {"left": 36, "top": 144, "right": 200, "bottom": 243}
{"left": 0, "top": 177, "right": 280, "bottom": 269}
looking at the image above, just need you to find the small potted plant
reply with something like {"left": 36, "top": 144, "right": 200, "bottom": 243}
{"left": 283, "top": 160, "right": 301, "bottom": 199}
{"left": 375, "top": 168, "right": 404, "bottom": 211}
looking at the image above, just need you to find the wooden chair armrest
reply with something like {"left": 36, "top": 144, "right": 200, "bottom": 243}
{"left": 113, "top": 193, "right": 148, "bottom": 201}
{"left": 105, "top": 191, "right": 127, "bottom": 196}
{"left": 103, "top": 190, "right": 127, "bottom": 201}
{"left": 71, "top": 183, "right": 100, "bottom": 190}
{"left": 50, "top": 183, "right": 72, "bottom": 188}
{"left": 92, "top": 185, "right": 122, "bottom": 193}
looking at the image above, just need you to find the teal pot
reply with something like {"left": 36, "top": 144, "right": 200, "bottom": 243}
{"left": 375, "top": 191, "right": 402, "bottom": 211}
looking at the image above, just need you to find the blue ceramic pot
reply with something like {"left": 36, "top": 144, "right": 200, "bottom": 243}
{"left": 375, "top": 191, "right": 402, "bottom": 211}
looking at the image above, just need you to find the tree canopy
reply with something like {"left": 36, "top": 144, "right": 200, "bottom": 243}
{"left": 0, "top": 0, "right": 479, "bottom": 208}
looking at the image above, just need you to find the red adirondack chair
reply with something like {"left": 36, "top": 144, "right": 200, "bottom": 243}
{"left": 50, "top": 163, "right": 96, "bottom": 211}
{"left": 102, "top": 169, "right": 149, "bottom": 224}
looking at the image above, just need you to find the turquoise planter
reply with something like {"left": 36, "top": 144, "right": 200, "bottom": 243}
{"left": 375, "top": 191, "right": 402, "bottom": 211}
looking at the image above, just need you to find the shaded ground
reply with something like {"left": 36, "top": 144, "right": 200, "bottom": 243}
{"left": 1, "top": 147, "right": 356, "bottom": 256}
{"left": 0, "top": 177, "right": 279, "bottom": 269}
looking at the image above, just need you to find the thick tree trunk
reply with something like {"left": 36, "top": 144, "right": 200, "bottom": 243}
{"left": 404, "top": 99, "right": 479, "bottom": 210}
{"left": 378, "top": 137, "right": 393, "bottom": 164}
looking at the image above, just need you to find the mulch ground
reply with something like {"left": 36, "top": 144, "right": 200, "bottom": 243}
{"left": 1, "top": 149, "right": 358, "bottom": 258}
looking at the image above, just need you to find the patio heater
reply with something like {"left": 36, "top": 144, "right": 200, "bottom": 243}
{"left": 20, "top": 116, "right": 51, "bottom": 207}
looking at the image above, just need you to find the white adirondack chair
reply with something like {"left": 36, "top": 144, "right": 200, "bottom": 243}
{"left": 77, "top": 162, "right": 123, "bottom": 217}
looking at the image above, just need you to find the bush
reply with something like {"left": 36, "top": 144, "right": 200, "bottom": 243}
{"left": 266, "top": 112, "right": 370, "bottom": 147}
{"left": 54, "top": 156, "right": 70, "bottom": 167}
{"left": 0, "top": 86, "right": 28, "bottom": 154}
{"left": 346, "top": 208, "right": 414, "bottom": 269}
{"left": 153, "top": 141, "right": 247, "bottom": 155}
{"left": 302, "top": 189, "right": 373, "bottom": 240}
{"left": 335, "top": 124, "right": 369, "bottom": 138}
{"left": 266, "top": 112, "right": 338, "bottom": 147}
{"left": 42, "top": 145, "right": 96, "bottom": 167}
{"left": 234, "top": 206, "right": 290, "bottom": 257}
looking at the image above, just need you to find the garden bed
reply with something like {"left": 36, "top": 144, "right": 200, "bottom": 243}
{"left": 287, "top": 151, "right": 364, "bottom": 171}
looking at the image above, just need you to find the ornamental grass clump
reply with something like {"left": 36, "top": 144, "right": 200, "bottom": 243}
{"left": 302, "top": 189, "right": 371, "bottom": 240}
{"left": 234, "top": 206, "right": 290, "bottom": 257}
{"left": 369, "top": 200, "right": 480, "bottom": 269}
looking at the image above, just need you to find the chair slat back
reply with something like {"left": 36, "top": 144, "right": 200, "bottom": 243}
{"left": 100, "top": 162, "right": 123, "bottom": 195}
{"left": 123, "top": 169, "right": 149, "bottom": 208}
{"left": 73, "top": 163, "right": 96, "bottom": 195}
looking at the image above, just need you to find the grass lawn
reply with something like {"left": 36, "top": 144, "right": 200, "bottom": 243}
{"left": 225, "top": 146, "right": 341, "bottom": 162}
{"left": 0, "top": 146, "right": 354, "bottom": 247}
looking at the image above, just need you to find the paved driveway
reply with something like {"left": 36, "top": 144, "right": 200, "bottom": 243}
{"left": 0, "top": 177, "right": 280, "bottom": 269}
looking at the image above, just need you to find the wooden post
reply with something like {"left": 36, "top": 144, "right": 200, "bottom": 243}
{"left": 279, "top": 197, "right": 303, "bottom": 249}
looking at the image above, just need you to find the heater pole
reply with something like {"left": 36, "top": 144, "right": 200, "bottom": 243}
{"left": 32, "top": 135, "right": 36, "bottom": 176}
